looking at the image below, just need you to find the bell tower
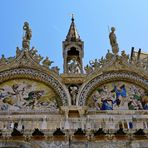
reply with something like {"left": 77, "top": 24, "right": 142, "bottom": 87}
{"left": 63, "top": 15, "right": 84, "bottom": 74}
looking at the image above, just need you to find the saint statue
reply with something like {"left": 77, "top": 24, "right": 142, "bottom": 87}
{"left": 23, "top": 22, "right": 32, "bottom": 41}
{"left": 0, "top": 54, "right": 6, "bottom": 64}
{"left": 42, "top": 57, "right": 53, "bottom": 68}
{"left": 121, "top": 50, "right": 129, "bottom": 60}
{"left": 22, "top": 22, "right": 32, "bottom": 49}
{"left": 105, "top": 49, "right": 113, "bottom": 61}
{"left": 109, "top": 27, "right": 119, "bottom": 55}
{"left": 69, "top": 86, "right": 78, "bottom": 105}
{"left": 68, "top": 58, "right": 81, "bottom": 74}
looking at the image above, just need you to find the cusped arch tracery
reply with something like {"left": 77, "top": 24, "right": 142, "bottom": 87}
{"left": 77, "top": 71, "right": 148, "bottom": 110}
{"left": 0, "top": 68, "right": 70, "bottom": 111}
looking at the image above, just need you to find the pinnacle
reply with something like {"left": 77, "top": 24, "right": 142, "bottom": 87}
{"left": 66, "top": 16, "right": 81, "bottom": 42}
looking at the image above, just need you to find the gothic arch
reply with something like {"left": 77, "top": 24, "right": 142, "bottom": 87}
{"left": 77, "top": 71, "right": 148, "bottom": 106}
{"left": 63, "top": 44, "right": 84, "bottom": 57}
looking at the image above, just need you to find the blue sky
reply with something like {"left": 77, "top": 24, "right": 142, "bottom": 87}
{"left": 0, "top": 0, "right": 148, "bottom": 72}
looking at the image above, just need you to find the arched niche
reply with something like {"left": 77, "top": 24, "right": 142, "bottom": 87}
{"left": 77, "top": 72, "right": 148, "bottom": 111}
{"left": 0, "top": 68, "right": 70, "bottom": 112}
{"left": 87, "top": 81, "right": 148, "bottom": 110}
{"left": 0, "top": 79, "right": 61, "bottom": 111}
{"left": 67, "top": 47, "right": 79, "bottom": 56}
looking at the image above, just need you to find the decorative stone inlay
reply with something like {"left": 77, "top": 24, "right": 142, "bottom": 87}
{"left": 78, "top": 72, "right": 148, "bottom": 106}
{"left": 0, "top": 68, "right": 69, "bottom": 106}
{"left": 61, "top": 73, "right": 85, "bottom": 84}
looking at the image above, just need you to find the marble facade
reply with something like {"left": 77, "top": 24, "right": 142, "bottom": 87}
{"left": 0, "top": 19, "right": 148, "bottom": 147}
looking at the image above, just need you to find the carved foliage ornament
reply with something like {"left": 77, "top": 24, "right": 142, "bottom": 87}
{"left": 84, "top": 52, "right": 148, "bottom": 77}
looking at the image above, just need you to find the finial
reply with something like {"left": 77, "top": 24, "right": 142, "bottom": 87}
{"left": 65, "top": 13, "right": 81, "bottom": 42}
{"left": 71, "top": 14, "right": 74, "bottom": 22}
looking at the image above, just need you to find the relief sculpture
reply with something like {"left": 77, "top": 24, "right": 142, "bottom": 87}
{"left": 87, "top": 82, "right": 148, "bottom": 110}
{"left": 0, "top": 79, "right": 59, "bottom": 111}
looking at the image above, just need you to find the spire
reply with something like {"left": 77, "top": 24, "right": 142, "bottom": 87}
{"left": 66, "top": 15, "right": 81, "bottom": 42}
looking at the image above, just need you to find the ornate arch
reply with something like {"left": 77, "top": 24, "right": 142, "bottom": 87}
{"left": 77, "top": 71, "right": 148, "bottom": 106}
{"left": 63, "top": 44, "right": 84, "bottom": 57}
{"left": 0, "top": 68, "right": 70, "bottom": 106}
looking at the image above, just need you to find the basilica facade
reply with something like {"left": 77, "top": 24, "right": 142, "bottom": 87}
{"left": 0, "top": 17, "right": 148, "bottom": 148}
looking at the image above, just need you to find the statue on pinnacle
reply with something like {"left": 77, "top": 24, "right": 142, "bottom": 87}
{"left": 22, "top": 22, "right": 32, "bottom": 49}
{"left": 109, "top": 27, "right": 119, "bottom": 55}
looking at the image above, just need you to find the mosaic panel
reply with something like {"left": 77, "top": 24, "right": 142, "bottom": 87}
{"left": 0, "top": 79, "right": 60, "bottom": 111}
{"left": 87, "top": 81, "right": 148, "bottom": 110}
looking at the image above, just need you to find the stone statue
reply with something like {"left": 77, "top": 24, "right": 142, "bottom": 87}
{"left": 22, "top": 22, "right": 32, "bottom": 49}
{"left": 68, "top": 58, "right": 81, "bottom": 74}
{"left": 16, "top": 47, "right": 22, "bottom": 58}
{"left": 42, "top": 57, "right": 53, "bottom": 68}
{"left": 109, "top": 27, "right": 119, "bottom": 55}
{"left": 105, "top": 49, "right": 113, "bottom": 61}
{"left": 69, "top": 86, "right": 78, "bottom": 105}
{"left": 99, "top": 56, "right": 105, "bottom": 65}
{"left": 51, "top": 66, "right": 60, "bottom": 74}
{"left": 0, "top": 54, "right": 6, "bottom": 64}
{"left": 23, "top": 22, "right": 32, "bottom": 40}
{"left": 84, "top": 64, "right": 93, "bottom": 74}
{"left": 89, "top": 59, "right": 100, "bottom": 70}
{"left": 29, "top": 47, "right": 44, "bottom": 63}
{"left": 121, "top": 50, "right": 129, "bottom": 60}
{"left": 34, "top": 54, "right": 43, "bottom": 63}
{"left": 30, "top": 47, "right": 37, "bottom": 56}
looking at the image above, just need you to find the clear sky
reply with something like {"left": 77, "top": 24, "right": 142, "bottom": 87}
{"left": 0, "top": 0, "right": 148, "bottom": 72}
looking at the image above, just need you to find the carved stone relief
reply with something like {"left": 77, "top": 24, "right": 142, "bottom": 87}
{"left": 0, "top": 68, "right": 69, "bottom": 106}
{"left": 78, "top": 72, "right": 148, "bottom": 106}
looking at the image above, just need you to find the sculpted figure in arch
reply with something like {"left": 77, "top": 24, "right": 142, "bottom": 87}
{"left": 88, "top": 82, "right": 147, "bottom": 110}
{"left": 68, "top": 58, "right": 81, "bottom": 74}
{"left": 0, "top": 79, "right": 60, "bottom": 111}
{"left": 69, "top": 86, "right": 78, "bottom": 105}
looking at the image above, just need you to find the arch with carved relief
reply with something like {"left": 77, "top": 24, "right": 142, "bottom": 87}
{"left": 0, "top": 68, "right": 70, "bottom": 112}
{"left": 77, "top": 71, "right": 148, "bottom": 110}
